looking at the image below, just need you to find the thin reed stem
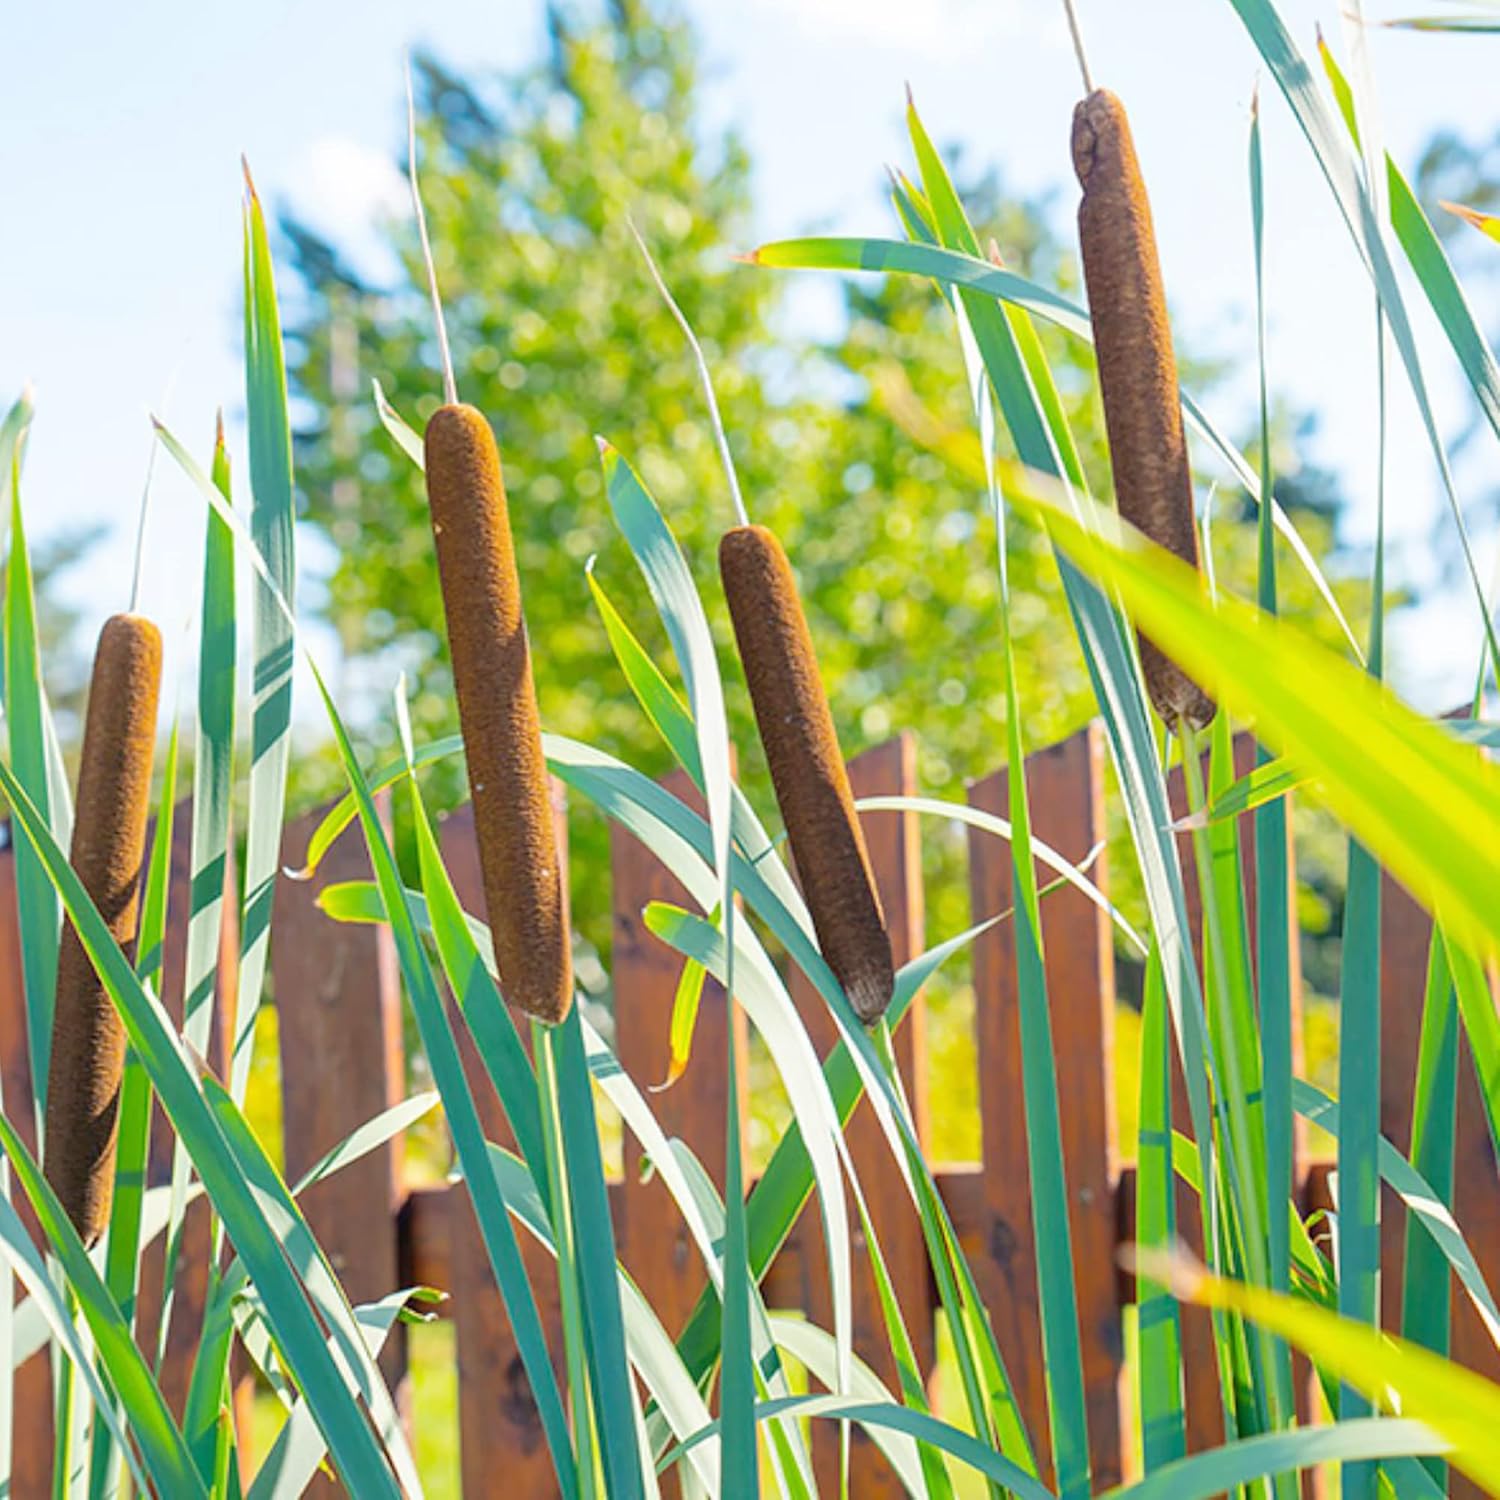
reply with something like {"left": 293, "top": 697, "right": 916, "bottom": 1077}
{"left": 407, "top": 54, "right": 458, "bottom": 406}
{"left": 1060, "top": 0, "right": 1095, "bottom": 94}
{"left": 626, "top": 215, "right": 749, "bottom": 527}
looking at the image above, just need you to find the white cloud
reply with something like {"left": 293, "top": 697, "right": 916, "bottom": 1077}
{"left": 286, "top": 135, "right": 408, "bottom": 246}
{"left": 752, "top": 0, "right": 1051, "bottom": 60}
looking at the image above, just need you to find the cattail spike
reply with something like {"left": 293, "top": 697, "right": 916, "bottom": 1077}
{"left": 720, "top": 524, "right": 894, "bottom": 1024}
{"left": 43, "top": 612, "right": 162, "bottom": 1246}
{"left": 424, "top": 404, "right": 572, "bottom": 1022}
{"left": 1073, "top": 89, "right": 1216, "bottom": 731}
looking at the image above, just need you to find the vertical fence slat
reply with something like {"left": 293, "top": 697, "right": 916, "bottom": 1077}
{"left": 0, "top": 836, "right": 52, "bottom": 1492}
{"left": 968, "top": 720, "right": 1123, "bottom": 1487}
{"left": 1165, "top": 737, "right": 1236, "bottom": 1460}
{"left": 610, "top": 766, "right": 748, "bottom": 1500}
{"left": 272, "top": 795, "right": 407, "bottom": 1493}
{"left": 787, "top": 734, "right": 929, "bottom": 1498}
{"left": 1377, "top": 873, "right": 1429, "bottom": 1338}
{"left": 1377, "top": 872, "right": 1500, "bottom": 1500}
{"left": 440, "top": 785, "right": 569, "bottom": 1500}
{"left": 1449, "top": 974, "right": 1500, "bottom": 1498}
{"left": 611, "top": 766, "right": 748, "bottom": 1334}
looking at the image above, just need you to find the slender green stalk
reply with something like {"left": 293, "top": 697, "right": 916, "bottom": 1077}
{"left": 537, "top": 1023, "right": 599, "bottom": 1499}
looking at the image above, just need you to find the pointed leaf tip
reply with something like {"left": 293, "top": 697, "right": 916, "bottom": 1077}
{"left": 1441, "top": 200, "right": 1500, "bottom": 243}
{"left": 728, "top": 250, "right": 759, "bottom": 266}
{"left": 241, "top": 155, "right": 259, "bottom": 201}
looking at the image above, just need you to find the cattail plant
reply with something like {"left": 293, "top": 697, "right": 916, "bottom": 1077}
{"left": 423, "top": 405, "right": 572, "bottom": 1022}
{"left": 719, "top": 525, "right": 895, "bottom": 1023}
{"left": 1072, "top": 85, "right": 1217, "bottom": 732}
{"left": 43, "top": 612, "right": 161, "bottom": 1246}
{"left": 625, "top": 219, "right": 897, "bottom": 1027}
{"left": 408, "top": 68, "right": 572, "bottom": 1023}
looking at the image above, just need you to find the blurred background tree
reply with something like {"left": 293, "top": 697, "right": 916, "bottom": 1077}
{"left": 281, "top": 0, "right": 1371, "bottom": 1151}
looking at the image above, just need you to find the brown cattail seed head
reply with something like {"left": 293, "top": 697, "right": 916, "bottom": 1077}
{"left": 720, "top": 525, "right": 894, "bottom": 1024}
{"left": 1073, "top": 88, "right": 1216, "bottom": 732}
{"left": 43, "top": 612, "right": 162, "bottom": 1246}
{"left": 424, "top": 403, "right": 572, "bottom": 1023}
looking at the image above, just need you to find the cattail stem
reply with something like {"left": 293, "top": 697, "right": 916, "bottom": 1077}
{"left": 43, "top": 613, "right": 162, "bottom": 1246}
{"left": 627, "top": 217, "right": 749, "bottom": 528}
{"left": 407, "top": 54, "right": 457, "bottom": 407}
{"left": 720, "top": 524, "right": 894, "bottom": 1024}
{"left": 1059, "top": 0, "right": 1095, "bottom": 93}
{"left": 1073, "top": 88, "right": 1216, "bottom": 732}
{"left": 424, "top": 404, "right": 572, "bottom": 1022}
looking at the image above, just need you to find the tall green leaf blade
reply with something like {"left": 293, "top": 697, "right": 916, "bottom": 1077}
{"left": 1443, "top": 935, "right": 1500, "bottom": 1156}
{"left": 187, "top": 416, "right": 237, "bottom": 1062}
{"left": 1401, "top": 934, "right": 1459, "bottom": 1492}
{"left": 1135, "top": 945, "right": 1186, "bottom": 1470}
{"left": 5, "top": 466, "right": 58, "bottom": 1121}
{"left": 234, "top": 169, "right": 297, "bottom": 1104}
{"left": 1250, "top": 87, "right": 1297, "bottom": 1342}
{"left": 555, "top": 1008, "right": 644, "bottom": 1500}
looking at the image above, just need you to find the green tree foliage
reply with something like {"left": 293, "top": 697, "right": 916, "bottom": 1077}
{"left": 282, "top": 1, "right": 1364, "bottom": 971}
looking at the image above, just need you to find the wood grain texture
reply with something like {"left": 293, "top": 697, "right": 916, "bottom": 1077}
{"left": 788, "top": 735, "right": 928, "bottom": 1498}
{"left": 968, "top": 721, "right": 1123, "bottom": 1487}
{"left": 440, "top": 787, "right": 569, "bottom": 1500}
{"left": 135, "top": 798, "right": 242, "bottom": 1437}
{"left": 272, "top": 794, "right": 407, "bottom": 1494}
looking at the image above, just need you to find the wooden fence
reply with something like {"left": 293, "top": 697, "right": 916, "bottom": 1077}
{"left": 0, "top": 721, "right": 1495, "bottom": 1496}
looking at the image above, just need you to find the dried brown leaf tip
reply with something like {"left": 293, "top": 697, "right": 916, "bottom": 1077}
{"left": 424, "top": 403, "right": 572, "bottom": 1023}
{"left": 1073, "top": 89, "right": 1216, "bottom": 732}
{"left": 43, "top": 612, "right": 162, "bottom": 1246}
{"left": 720, "top": 524, "right": 894, "bottom": 1024}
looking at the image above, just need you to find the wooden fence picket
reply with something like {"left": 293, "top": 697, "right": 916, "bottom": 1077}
{"left": 788, "top": 734, "right": 929, "bottom": 1498}
{"left": 968, "top": 721, "right": 1124, "bottom": 1488}
{"left": 1376, "top": 871, "right": 1500, "bottom": 1500}
{"left": 610, "top": 766, "right": 750, "bottom": 1337}
{"left": 271, "top": 794, "right": 409, "bottom": 1493}
{"left": 439, "top": 786, "right": 570, "bottom": 1500}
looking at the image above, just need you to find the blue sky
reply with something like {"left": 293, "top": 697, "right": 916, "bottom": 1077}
{"left": 3, "top": 1, "right": 1497, "bottom": 718}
